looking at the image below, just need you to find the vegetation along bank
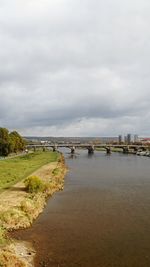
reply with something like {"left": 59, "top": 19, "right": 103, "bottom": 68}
{"left": 0, "top": 127, "right": 25, "bottom": 157}
{"left": 0, "top": 150, "right": 67, "bottom": 267}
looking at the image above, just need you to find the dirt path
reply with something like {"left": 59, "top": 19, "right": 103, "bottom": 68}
{"left": 0, "top": 162, "right": 58, "bottom": 213}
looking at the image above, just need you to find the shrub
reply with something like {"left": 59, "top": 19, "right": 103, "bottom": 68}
{"left": 0, "top": 209, "right": 27, "bottom": 229}
{"left": 24, "top": 176, "right": 45, "bottom": 193}
{"left": 20, "top": 198, "right": 34, "bottom": 215}
{"left": 0, "top": 226, "right": 7, "bottom": 244}
{"left": 52, "top": 167, "right": 60, "bottom": 176}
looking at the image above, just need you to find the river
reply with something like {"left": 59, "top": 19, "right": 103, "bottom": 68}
{"left": 12, "top": 150, "right": 150, "bottom": 267}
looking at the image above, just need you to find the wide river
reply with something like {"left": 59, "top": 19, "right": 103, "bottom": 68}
{"left": 13, "top": 150, "right": 150, "bottom": 267}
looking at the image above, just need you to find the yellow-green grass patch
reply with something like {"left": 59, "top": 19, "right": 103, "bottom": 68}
{"left": 0, "top": 151, "right": 59, "bottom": 190}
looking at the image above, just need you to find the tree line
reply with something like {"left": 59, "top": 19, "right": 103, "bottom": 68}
{"left": 0, "top": 127, "right": 25, "bottom": 156}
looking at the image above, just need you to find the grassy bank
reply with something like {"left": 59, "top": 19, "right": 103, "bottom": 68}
{"left": 0, "top": 151, "right": 67, "bottom": 267}
{"left": 0, "top": 151, "right": 59, "bottom": 190}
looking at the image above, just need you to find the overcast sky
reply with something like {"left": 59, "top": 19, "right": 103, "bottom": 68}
{"left": 0, "top": 0, "right": 150, "bottom": 137}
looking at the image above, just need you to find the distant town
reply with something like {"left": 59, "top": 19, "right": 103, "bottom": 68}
{"left": 25, "top": 134, "right": 150, "bottom": 145}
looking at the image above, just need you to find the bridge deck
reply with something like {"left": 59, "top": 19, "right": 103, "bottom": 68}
{"left": 27, "top": 144, "right": 149, "bottom": 148}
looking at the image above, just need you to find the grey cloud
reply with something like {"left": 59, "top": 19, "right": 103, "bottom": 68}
{"left": 0, "top": 0, "right": 150, "bottom": 136}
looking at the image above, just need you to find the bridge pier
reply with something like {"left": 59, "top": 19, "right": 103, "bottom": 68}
{"left": 52, "top": 145, "right": 57, "bottom": 152}
{"left": 88, "top": 145, "right": 94, "bottom": 154}
{"left": 70, "top": 146, "right": 75, "bottom": 154}
{"left": 106, "top": 147, "right": 111, "bottom": 154}
{"left": 133, "top": 147, "right": 138, "bottom": 152}
{"left": 123, "top": 146, "right": 129, "bottom": 154}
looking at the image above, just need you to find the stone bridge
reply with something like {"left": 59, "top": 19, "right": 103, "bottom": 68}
{"left": 27, "top": 143, "right": 150, "bottom": 154}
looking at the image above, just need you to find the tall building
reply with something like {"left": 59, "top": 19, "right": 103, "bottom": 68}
{"left": 118, "top": 135, "right": 122, "bottom": 144}
{"left": 134, "top": 134, "right": 138, "bottom": 143}
{"left": 127, "top": 133, "right": 131, "bottom": 144}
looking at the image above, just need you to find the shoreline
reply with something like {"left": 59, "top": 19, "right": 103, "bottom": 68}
{"left": 0, "top": 153, "right": 67, "bottom": 267}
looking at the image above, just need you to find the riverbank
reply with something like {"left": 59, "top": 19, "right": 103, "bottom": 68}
{"left": 11, "top": 150, "right": 150, "bottom": 267}
{"left": 0, "top": 151, "right": 67, "bottom": 267}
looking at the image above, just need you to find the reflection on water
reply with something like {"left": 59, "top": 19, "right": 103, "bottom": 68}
{"left": 68, "top": 154, "right": 78, "bottom": 159}
{"left": 12, "top": 150, "right": 150, "bottom": 267}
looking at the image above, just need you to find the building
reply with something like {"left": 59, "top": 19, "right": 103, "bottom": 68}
{"left": 126, "top": 134, "right": 131, "bottom": 144}
{"left": 140, "top": 138, "right": 150, "bottom": 144}
{"left": 124, "top": 133, "right": 137, "bottom": 144}
{"left": 134, "top": 134, "right": 139, "bottom": 143}
{"left": 118, "top": 135, "right": 122, "bottom": 144}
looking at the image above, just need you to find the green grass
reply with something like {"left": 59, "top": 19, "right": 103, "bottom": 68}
{"left": 111, "top": 148, "right": 123, "bottom": 152}
{"left": 0, "top": 151, "right": 59, "bottom": 190}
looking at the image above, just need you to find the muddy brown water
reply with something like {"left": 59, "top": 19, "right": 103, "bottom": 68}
{"left": 12, "top": 150, "right": 150, "bottom": 267}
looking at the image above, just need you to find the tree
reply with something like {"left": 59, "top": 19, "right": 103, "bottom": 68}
{"left": 9, "top": 131, "right": 25, "bottom": 153}
{"left": 0, "top": 128, "right": 10, "bottom": 156}
{"left": 0, "top": 128, "right": 25, "bottom": 156}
